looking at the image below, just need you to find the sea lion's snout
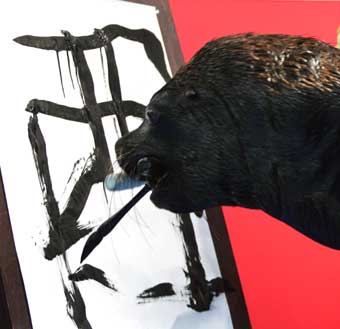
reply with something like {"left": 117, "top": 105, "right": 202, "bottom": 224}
{"left": 114, "top": 85, "right": 238, "bottom": 214}
{"left": 115, "top": 130, "right": 167, "bottom": 189}
{"left": 116, "top": 80, "right": 242, "bottom": 213}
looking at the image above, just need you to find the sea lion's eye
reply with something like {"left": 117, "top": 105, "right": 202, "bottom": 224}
{"left": 145, "top": 109, "right": 160, "bottom": 125}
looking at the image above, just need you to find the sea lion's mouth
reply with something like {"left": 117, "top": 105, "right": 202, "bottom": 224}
{"left": 135, "top": 157, "right": 153, "bottom": 181}
{"left": 121, "top": 155, "right": 168, "bottom": 189}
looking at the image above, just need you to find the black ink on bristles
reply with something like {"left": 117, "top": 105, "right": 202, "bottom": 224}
{"left": 80, "top": 185, "right": 151, "bottom": 262}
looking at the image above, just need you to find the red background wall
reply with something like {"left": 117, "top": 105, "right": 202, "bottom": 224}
{"left": 168, "top": 1, "right": 340, "bottom": 328}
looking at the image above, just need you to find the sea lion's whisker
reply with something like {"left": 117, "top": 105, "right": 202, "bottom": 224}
{"left": 103, "top": 148, "right": 135, "bottom": 172}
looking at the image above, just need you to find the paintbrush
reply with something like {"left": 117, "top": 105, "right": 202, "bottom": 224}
{"left": 81, "top": 184, "right": 151, "bottom": 262}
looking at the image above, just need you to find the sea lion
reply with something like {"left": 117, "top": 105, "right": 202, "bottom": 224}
{"left": 113, "top": 33, "right": 340, "bottom": 250}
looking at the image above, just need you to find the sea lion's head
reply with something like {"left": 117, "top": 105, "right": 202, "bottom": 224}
{"left": 115, "top": 77, "right": 253, "bottom": 214}
{"left": 115, "top": 33, "right": 340, "bottom": 218}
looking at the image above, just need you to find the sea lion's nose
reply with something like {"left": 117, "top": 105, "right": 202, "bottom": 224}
{"left": 136, "top": 157, "right": 152, "bottom": 179}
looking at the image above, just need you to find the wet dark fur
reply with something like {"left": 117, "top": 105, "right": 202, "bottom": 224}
{"left": 116, "top": 33, "right": 340, "bottom": 249}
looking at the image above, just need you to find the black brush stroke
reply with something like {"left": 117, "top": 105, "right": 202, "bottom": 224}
{"left": 28, "top": 115, "right": 92, "bottom": 326}
{"left": 103, "top": 40, "right": 128, "bottom": 135}
{"left": 136, "top": 278, "right": 228, "bottom": 304}
{"left": 137, "top": 282, "right": 175, "bottom": 300}
{"left": 62, "top": 254, "right": 92, "bottom": 329}
{"left": 28, "top": 115, "right": 60, "bottom": 220}
{"left": 178, "top": 213, "right": 213, "bottom": 312}
{"left": 92, "top": 29, "right": 122, "bottom": 102}
{"left": 122, "top": 101, "right": 145, "bottom": 118}
{"left": 66, "top": 50, "right": 75, "bottom": 89}
{"left": 62, "top": 282, "right": 92, "bottom": 329}
{"left": 56, "top": 51, "right": 65, "bottom": 98}
{"left": 104, "top": 43, "right": 122, "bottom": 101}
{"left": 26, "top": 99, "right": 88, "bottom": 123}
{"left": 43, "top": 156, "right": 101, "bottom": 260}
{"left": 99, "top": 47, "right": 108, "bottom": 93}
{"left": 61, "top": 255, "right": 92, "bottom": 329}
{"left": 69, "top": 45, "right": 96, "bottom": 105}
{"left": 28, "top": 115, "right": 94, "bottom": 259}
{"left": 207, "top": 277, "right": 234, "bottom": 296}
{"left": 26, "top": 99, "right": 145, "bottom": 123}
{"left": 67, "top": 35, "right": 113, "bottom": 173}
{"left": 69, "top": 264, "right": 117, "bottom": 291}
{"left": 14, "top": 24, "right": 171, "bottom": 82}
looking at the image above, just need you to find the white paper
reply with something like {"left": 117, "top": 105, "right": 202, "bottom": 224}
{"left": 0, "top": 0, "right": 233, "bottom": 328}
